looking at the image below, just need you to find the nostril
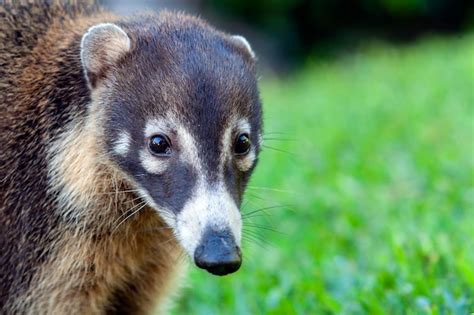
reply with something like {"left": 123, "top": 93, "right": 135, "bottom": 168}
{"left": 194, "top": 246, "right": 242, "bottom": 276}
{"left": 193, "top": 228, "right": 242, "bottom": 276}
{"left": 194, "top": 245, "right": 208, "bottom": 270}
{"left": 194, "top": 236, "right": 242, "bottom": 276}
{"left": 206, "top": 257, "right": 241, "bottom": 276}
{"left": 196, "top": 252, "right": 242, "bottom": 276}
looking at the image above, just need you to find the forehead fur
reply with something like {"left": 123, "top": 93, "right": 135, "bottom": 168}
{"left": 100, "top": 11, "right": 262, "bottom": 156}
{"left": 106, "top": 11, "right": 260, "bottom": 116}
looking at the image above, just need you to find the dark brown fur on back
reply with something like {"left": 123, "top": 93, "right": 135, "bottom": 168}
{"left": 1, "top": 0, "right": 96, "bottom": 305}
{"left": 0, "top": 2, "right": 183, "bottom": 314}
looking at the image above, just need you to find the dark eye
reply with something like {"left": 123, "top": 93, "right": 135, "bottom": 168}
{"left": 149, "top": 135, "right": 171, "bottom": 156}
{"left": 234, "top": 133, "right": 251, "bottom": 155}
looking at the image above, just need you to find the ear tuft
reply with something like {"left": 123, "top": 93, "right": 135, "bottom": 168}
{"left": 80, "top": 23, "right": 131, "bottom": 88}
{"left": 231, "top": 35, "right": 256, "bottom": 59}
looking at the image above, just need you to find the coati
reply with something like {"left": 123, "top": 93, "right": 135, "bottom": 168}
{"left": 0, "top": 1, "right": 262, "bottom": 314}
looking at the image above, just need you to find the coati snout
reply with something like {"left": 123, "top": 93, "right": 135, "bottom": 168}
{"left": 194, "top": 228, "right": 242, "bottom": 276}
{"left": 80, "top": 21, "right": 262, "bottom": 275}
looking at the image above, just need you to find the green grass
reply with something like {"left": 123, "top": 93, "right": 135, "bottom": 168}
{"left": 173, "top": 34, "right": 474, "bottom": 314}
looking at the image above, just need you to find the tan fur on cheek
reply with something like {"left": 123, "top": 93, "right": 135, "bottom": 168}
{"left": 24, "top": 93, "right": 186, "bottom": 314}
{"left": 47, "top": 85, "right": 118, "bottom": 221}
{"left": 48, "top": 118, "right": 105, "bottom": 221}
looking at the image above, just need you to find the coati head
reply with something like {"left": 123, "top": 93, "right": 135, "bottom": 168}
{"left": 79, "top": 13, "right": 262, "bottom": 276}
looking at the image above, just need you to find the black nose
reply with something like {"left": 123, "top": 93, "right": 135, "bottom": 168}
{"left": 194, "top": 228, "right": 242, "bottom": 276}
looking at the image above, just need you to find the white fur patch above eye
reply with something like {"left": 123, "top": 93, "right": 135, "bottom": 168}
{"left": 236, "top": 118, "right": 251, "bottom": 134}
{"left": 113, "top": 131, "right": 131, "bottom": 156}
{"left": 144, "top": 118, "right": 170, "bottom": 138}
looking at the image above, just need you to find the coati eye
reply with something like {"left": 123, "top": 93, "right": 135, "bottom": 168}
{"left": 234, "top": 133, "right": 251, "bottom": 155}
{"left": 149, "top": 135, "right": 172, "bottom": 156}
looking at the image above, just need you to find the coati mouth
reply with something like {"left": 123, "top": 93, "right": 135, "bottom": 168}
{"left": 193, "top": 227, "right": 242, "bottom": 276}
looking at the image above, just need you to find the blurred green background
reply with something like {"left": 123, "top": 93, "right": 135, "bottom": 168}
{"left": 172, "top": 34, "right": 474, "bottom": 314}
{"left": 202, "top": 0, "right": 473, "bottom": 69}
{"left": 104, "top": 1, "right": 474, "bottom": 313}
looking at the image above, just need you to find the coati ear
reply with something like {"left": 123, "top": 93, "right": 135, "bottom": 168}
{"left": 80, "top": 23, "right": 131, "bottom": 88}
{"left": 231, "top": 35, "right": 256, "bottom": 60}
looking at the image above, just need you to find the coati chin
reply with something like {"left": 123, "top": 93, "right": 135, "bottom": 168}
{"left": 0, "top": 1, "right": 262, "bottom": 314}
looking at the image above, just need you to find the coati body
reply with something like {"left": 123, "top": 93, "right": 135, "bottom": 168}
{"left": 0, "top": 1, "right": 262, "bottom": 314}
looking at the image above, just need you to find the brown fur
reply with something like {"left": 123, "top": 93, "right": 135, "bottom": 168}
{"left": 1, "top": 1, "right": 185, "bottom": 314}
